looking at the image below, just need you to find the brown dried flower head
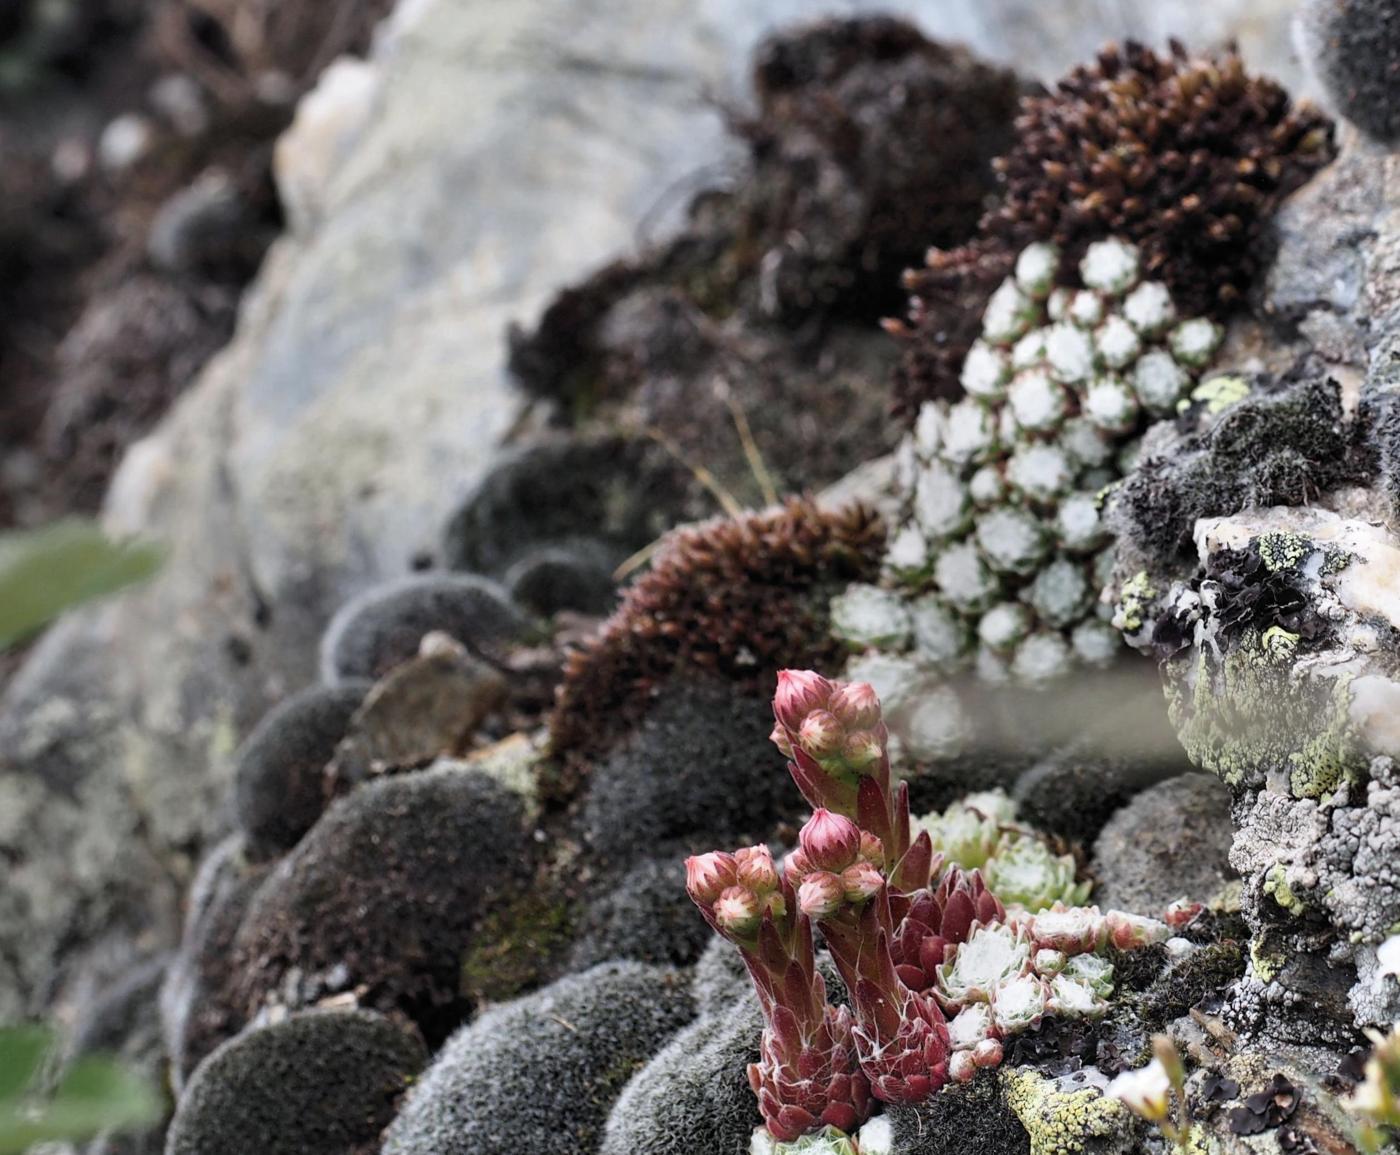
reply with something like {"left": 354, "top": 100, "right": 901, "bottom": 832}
{"left": 548, "top": 498, "right": 883, "bottom": 773}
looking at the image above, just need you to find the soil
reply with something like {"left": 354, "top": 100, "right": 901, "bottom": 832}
{"left": 0, "top": 0, "right": 394, "bottom": 528}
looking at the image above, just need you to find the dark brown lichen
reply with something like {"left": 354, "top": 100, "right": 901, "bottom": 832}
{"left": 547, "top": 498, "right": 883, "bottom": 777}
{"left": 893, "top": 41, "right": 1336, "bottom": 420}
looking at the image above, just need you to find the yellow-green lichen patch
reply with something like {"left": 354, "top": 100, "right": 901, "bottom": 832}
{"left": 1113, "top": 571, "right": 1156, "bottom": 634}
{"left": 1257, "top": 530, "right": 1316, "bottom": 573}
{"left": 1249, "top": 934, "right": 1288, "bottom": 983}
{"left": 1261, "top": 626, "right": 1299, "bottom": 662}
{"left": 1263, "top": 864, "right": 1306, "bottom": 916}
{"left": 1287, "top": 675, "right": 1367, "bottom": 801}
{"left": 1181, "top": 374, "right": 1251, "bottom": 415}
{"left": 1001, "top": 1067, "right": 1135, "bottom": 1155}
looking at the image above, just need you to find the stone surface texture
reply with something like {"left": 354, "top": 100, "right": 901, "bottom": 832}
{"left": 0, "top": 0, "right": 1305, "bottom": 1022}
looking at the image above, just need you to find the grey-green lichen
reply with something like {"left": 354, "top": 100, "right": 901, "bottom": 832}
{"left": 1001, "top": 1067, "right": 1136, "bottom": 1155}
{"left": 1165, "top": 631, "right": 1366, "bottom": 797}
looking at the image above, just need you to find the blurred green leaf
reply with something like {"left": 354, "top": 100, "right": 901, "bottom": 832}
{"left": 0, "top": 1026, "right": 163, "bottom": 1154}
{"left": 0, "top": 520, "right": 164, "bottom": 650}
{"left": 0, "top": 1028, "right": 47, "bottom": 1101}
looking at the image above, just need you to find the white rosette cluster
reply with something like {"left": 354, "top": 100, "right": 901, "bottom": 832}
{"left": 830, "top": 238, "right": 1226, "bottom": 758}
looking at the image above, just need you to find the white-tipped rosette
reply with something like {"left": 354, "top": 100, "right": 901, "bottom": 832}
{"left": 838, "top": 236, "right": 1224, "bottom": 736}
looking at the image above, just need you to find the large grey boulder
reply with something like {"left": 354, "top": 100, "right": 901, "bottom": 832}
{"left": 0, "top": 0, "right": 1305, "bottom": 1025}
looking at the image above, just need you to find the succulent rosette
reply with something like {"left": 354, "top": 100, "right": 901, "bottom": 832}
{"left": 890, "top": 865, "right": 1006, "bottom": 991}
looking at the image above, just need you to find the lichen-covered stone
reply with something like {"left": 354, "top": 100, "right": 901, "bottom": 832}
{"left": 382, "top": 962, "right": 695, "bottom": 1155}
{"left": 1000, "top": 1067, "right": 1139, "bottom": 1155}
{"left": 165, "top": 1009, "right": 426, "bottom": 1155}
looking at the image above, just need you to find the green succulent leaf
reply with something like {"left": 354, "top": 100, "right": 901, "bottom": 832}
{"left": 0, "top": 520, "right": 164, "bottom": 649}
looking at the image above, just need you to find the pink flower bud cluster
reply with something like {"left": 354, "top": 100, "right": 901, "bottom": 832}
{"left": 685, "top": 669, "right": 1173, "bottom": 1141}
{"left": 685, "top": 844, "right": 871, "bottom": 1142}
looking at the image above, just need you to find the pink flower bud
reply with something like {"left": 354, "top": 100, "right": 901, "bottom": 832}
{"left": 774, "top": 669, "right": 834, "bottom": 730}
{"left": 841, "top": 730, "right": 884, "bottom": 771}
{"left": 859, "top": 831, "right": 885, "bottom": 864}
{"left": 798, "top": 871, "right": 847, "bottom": 920}
{"left": 949, "top": 1051, "right": 977, "bottom": 1083}
{"left": 713, "top": 885, "right": 764, "bottom": 936}
{"left": 685, "top": 851, "right": 738, "bottom": 904}
{"left": 783, "top": 846, "right": 813, "bottom": 883}
{"left": 735, "top": 845, "right": 779, "bottom": 894}
{"left": 841, "top": 861, "right": 884, "bottom": 904}
{"left": 798, "top": 711, "right": 844, "bottom": 761}
{"left": 972, "top": 1039, "right": 1003, "bottom": 1069}
{"left": 800, "top": 809, "right": 861, "bottom": 873}
{"left": 828, "top": 681, "right": 882, "bottom": 731}
{"left": 769, "top": 721, "right": 794, "bottom": 760}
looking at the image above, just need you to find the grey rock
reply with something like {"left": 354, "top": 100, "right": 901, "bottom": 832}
{"left": 328, "top": 633, "right": 507, "bottom": 784}
{"left": 318, "top": 573, "right": 528, "bottom": 685}
{"left": 1091, "top": 774, "right": 1236, "bottom": 915}
{"left": 382, "top": 962, "right": 695, "bottom": 1155}
{"left": 164, "top": 1008, "right": 426, "bottom": 1155}
{"left": 599, "top": 996, "right": 762, "bottom": 1155}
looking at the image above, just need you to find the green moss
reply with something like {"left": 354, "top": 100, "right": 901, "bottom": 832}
{"left": 459, "top": 890, "right": 575, "bottom": 1004}
{"left": 1257, "top": 530, "right": 1316, "bottom": 573}
{"left": 1263, "top": 864, "right": 1305, "bottom": 916}
{"left": 1001, "top": 1068, "right": 1135, "bottom": 1155}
